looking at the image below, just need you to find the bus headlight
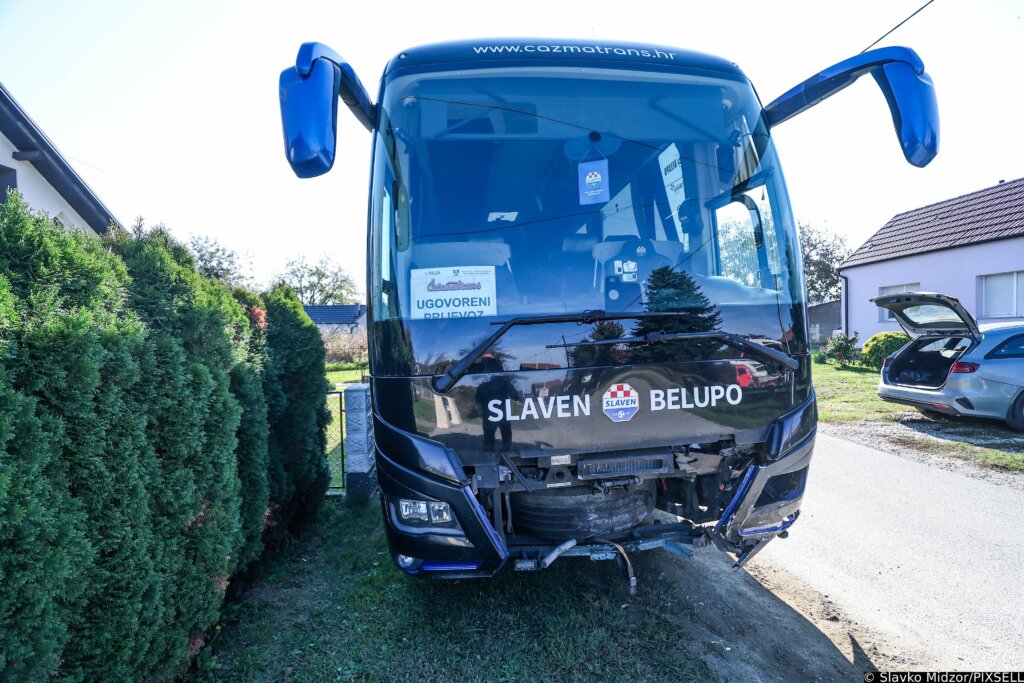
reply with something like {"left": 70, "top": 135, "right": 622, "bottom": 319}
{"left": 428, "top": 501, "right": 453, "bottom": 524}
{"left": 767, "top": 392, "right": 817, "bottom": 461}
{"left": 396, "top": 499, "right": 457, "bottom": 527}
{"left": 399, "top": 499, "right": 429, "bottom": 522}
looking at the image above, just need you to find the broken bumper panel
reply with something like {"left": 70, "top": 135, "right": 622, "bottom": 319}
{"left": 714, "top": 394, "right": 816, "bottom": 565}
{"left": 377, "top": 448, "right": 508, "bottom": 578}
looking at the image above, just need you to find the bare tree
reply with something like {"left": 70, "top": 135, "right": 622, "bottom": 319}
{"left": 275, "top": 256, "right": 360, "bottom": 305}
{"left": 188, "top": 235, "right": 256, "bottom": 289}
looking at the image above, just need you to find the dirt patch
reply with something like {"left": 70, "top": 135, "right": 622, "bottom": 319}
{"left": 634, "top": 543, "right": 941, "bottom": 681}
{"left": 743, "top": 560, "right": 942, "bottom": 672}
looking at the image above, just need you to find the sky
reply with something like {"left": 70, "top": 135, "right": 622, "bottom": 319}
{"left": 1, "top": 0, "right": 1021, "bottom": 292}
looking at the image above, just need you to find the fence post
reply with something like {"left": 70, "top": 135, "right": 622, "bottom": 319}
{"left": 343, "top": 383, "right": 376, "bottom": 504}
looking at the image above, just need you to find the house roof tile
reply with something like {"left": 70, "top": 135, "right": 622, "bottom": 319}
{"left": 303, "top": 304, "right": 366, "bottom": 325}
{"left": 841, "top": 177, "right": 1024, "bottom": 269}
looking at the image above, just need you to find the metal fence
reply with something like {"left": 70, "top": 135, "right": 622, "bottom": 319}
{"left": 326, "top": 390, "right": 346, "bottom": 494}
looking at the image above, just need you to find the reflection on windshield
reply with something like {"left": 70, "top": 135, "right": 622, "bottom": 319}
{"left": 631, "top": 268, "right": 725, "bottom": 363}
{"left": 471, "top": 354, "right": 520, "bottom": 452}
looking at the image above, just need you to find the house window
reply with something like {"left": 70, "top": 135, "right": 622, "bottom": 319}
{"left": 878, "top": 283, "right": 921, "bottom": 321}
{"left": 0, "top": 164, "right": 16, "bottom": 204}
{"left": 981, "top": 271, "right": 1024, "bottom": 318}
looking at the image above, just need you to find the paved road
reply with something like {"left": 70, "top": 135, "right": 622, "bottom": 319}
{"left": 758, "top": 431, "right": 1024, "bottom": 670}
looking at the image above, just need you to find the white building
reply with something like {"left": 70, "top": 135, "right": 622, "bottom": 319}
{"left": 840, "top": 177, "right": 1024, "bottom": 342}
{"left": 0, "top": 81, "right": 119, "bottom": 233}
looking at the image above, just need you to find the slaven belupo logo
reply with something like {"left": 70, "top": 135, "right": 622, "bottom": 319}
{"left": 602, "top": 383, "right": 639, "bottom": 422}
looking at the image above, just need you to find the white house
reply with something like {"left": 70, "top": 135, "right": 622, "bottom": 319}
{"left": 0, "top": 81, "right": 119, "bottom": 233}
{"left": 840, "top": 177, "right": 1024, "bottom": 342}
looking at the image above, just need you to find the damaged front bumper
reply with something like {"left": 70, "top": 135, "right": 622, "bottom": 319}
{"left": 376, "top": 394, "right": 816, "bottom": 576}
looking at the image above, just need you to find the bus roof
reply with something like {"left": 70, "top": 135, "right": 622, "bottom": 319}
{"left": 383, "top": 38, "right": 746, "bottom": 79}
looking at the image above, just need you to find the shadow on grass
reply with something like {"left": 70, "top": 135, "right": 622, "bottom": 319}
{"left": 893, "top": 414, "right": 1024, "bottom": 470}
{"left": 199, "top": 501, "right": 876, "bottom": 683}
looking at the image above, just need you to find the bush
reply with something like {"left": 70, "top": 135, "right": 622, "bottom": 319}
{"left": 0, "top": 194, "right": 328, "bottom": 680}
{"left": 107, "top": 227, "right": 246, "bottom": 676}
{"left": 812, "top": 349, "right": 828, "bottom": 364}
{"left": 822, "top": 331, "right": 860, "bottom": 367}
{"left": 861, "top": 331, "right": 911, "bottom": 369}
{"left": 0, "top": 274, "right": 91, "bottom": 681}
{"left": 230, "top": 288, "right": 271, "bottom": 572}
{"left": 263, "top": 284, "right": 330, "bottom": 532}
{"left": 0, "top": 195, "right": 160, "bottom": 679}
{"left": 324, "top": 327, "right": 368, "bottom": 365}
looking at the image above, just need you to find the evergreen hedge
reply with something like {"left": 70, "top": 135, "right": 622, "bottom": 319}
{"left": 0, "top": 193, "right": 329, "bottom": 680}
{"left": 262, "top": 284, "right": 331, "bottom": 533}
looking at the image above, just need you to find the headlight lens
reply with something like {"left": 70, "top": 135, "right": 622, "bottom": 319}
{"left": 768, "top": 392, "right": 817, "bottom": 460}
{"left": 399, "top": 499, "right": 429, "bottom": 522}
{"left": 429, "top": 501, "right": 453, "bottom": 524}
{"left": 396, "top": 498, "right": 457, "bottom": 528}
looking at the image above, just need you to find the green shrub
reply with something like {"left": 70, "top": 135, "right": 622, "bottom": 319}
{"left": 822, "top": 331, "right": 860, "bottom": 367}
{"left": 0, "top": 195, "right": 157, "bottom": 680}
{"left": 812, "top": 349, "right": 828, "bottom": 364}
{"left": 263, "top": 284, "right": 330, "bottom": 532}
{"left": 861, "top": 331, "right": 911, "bottom": 369}
{"left": 0, "top": 194, "right": 327, "bottom": 680}
{"left": 229, "top": 289, "right": 271, "bottom": 571}
{"left": 107, "top": 228, "right": 245, "bottom": 675}
{"left": 0, "top": 274, "right": 90, "bottom": 681}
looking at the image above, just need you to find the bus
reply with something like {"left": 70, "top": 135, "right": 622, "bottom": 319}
{"left": 278, "top": 39, "right": 938, "bottom": 580}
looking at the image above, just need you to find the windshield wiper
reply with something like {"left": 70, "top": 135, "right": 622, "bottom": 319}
{"left": 432, "top": 310, "right": 798, "bottom": 393}
{"left": 546, "top": 330, "right": 799, "bottom": 373}
{"left": 432, "top": 310, "right": 612, "bottom": 392}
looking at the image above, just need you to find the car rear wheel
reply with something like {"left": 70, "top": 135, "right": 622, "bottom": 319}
{"left": 1008, "top": 392, "right": 1024, "bottom": 432}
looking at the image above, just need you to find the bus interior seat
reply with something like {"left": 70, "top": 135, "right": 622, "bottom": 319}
{"left": 651, "top": 240, "right": 684, "bottom": 265}
{"left": 409, "top": 241, "right": 512, "bottom": 271}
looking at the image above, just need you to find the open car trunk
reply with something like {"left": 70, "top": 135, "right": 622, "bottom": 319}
{"left": 886, "top": 335, "right": 973, "bottom": 389}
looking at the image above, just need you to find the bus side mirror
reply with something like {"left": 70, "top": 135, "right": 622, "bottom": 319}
{"left": 763, "top": 46, "right": 939, "bottom": 168}
{"left": 279, "top": 42, "right": 376, "bottom": 179}
{"left": 280, "top": 58, "right": 341, "bottom": 178}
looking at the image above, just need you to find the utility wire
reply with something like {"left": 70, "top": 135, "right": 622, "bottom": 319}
{"left": 861, "top": 0, "right": 938, "bottom": 53}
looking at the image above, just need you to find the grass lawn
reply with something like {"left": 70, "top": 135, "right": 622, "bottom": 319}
{"left": 812, "top": 361, "right": 1023, "bottom": 472}
{"left": 325, "top": 392, "right": 345, "bottom": 489}
{"left": 196, "top": 501, "right": 719, "bottom": 683}
{"left": 811, "top": 362, "right": 904, "bottom": 423}
{"left": 327, "top": 367, "right": 365, "bottom": 385}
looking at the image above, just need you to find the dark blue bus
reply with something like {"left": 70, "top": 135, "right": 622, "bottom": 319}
{"left": 278, "top": 39, "right": 938, "bottom": 579}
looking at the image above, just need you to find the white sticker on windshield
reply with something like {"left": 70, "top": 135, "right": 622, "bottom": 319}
{"left": 410, "top": 266, "right": 497, "bottom": 320}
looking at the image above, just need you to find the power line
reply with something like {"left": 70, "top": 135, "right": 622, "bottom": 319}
{"left": 861, "top": 0, "right": 938, "bottom": 53}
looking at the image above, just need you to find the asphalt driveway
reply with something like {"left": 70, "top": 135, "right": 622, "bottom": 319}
{"left": 758, "top": 430, "right": 1024, "bottom": 670}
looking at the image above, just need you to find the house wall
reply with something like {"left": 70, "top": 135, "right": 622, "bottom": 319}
{"left": 807, "top": 301, "right": 841, "bottom": 344}
{"left": 0, "top": 132, "right": 91, "bottom": 232}
{"left": 841, "top": 236, "right": 1024, "bottom": 342}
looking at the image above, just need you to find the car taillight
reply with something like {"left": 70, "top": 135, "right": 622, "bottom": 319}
{"left": 882, "top": 355, "right": 892, "bottom": 368}
{"left": 950, "top": 361, "right": 979, "bottom": 374}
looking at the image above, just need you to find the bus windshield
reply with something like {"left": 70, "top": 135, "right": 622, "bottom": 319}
{"left": 371, "top": 65, "right": 805, "bottom": 374}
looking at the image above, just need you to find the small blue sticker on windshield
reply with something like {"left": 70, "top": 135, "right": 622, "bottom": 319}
{"left": 578, "top": 159, "right": 609, "bottom": 205}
